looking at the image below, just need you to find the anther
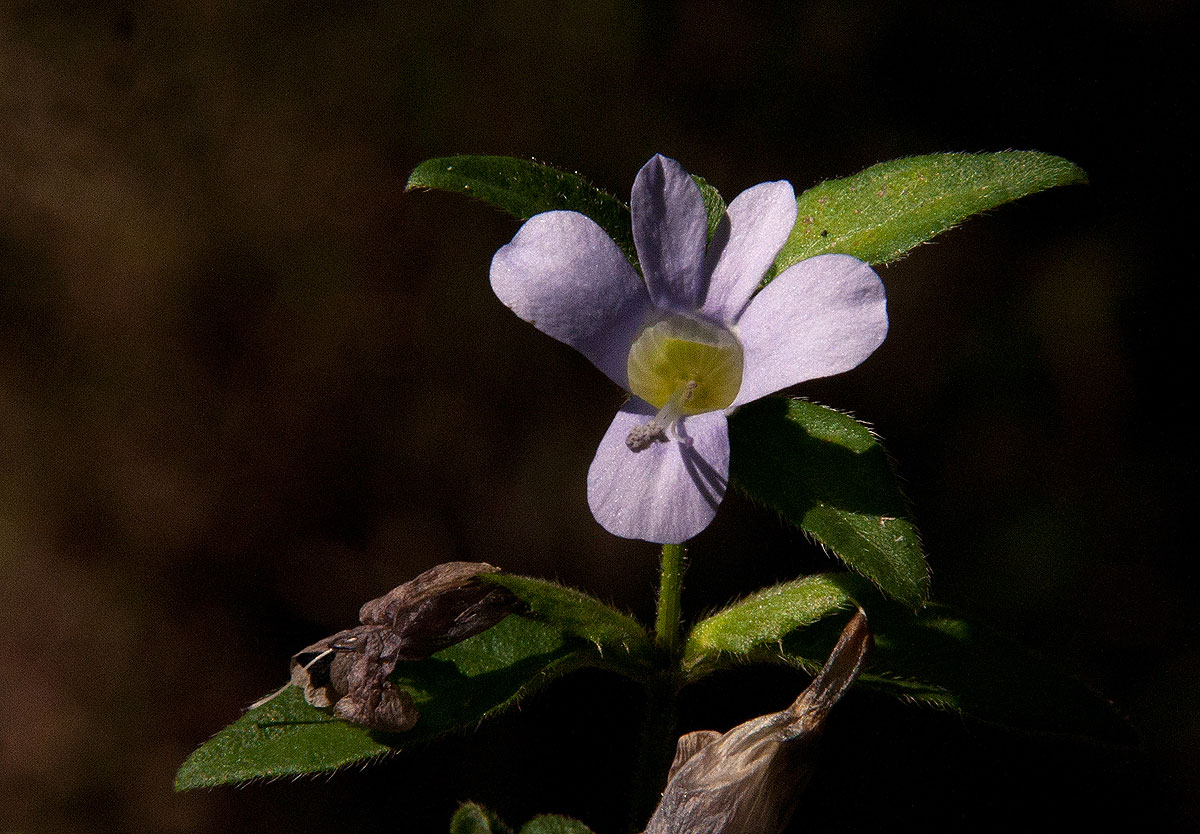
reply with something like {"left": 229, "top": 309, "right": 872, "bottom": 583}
{"left": 626, "top": 380, "right": 698, "bottom": 452}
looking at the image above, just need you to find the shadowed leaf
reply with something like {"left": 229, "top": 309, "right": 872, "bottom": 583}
{"left": 446, "top": 804, "right": 595, "bottom": 834}
{"left": 692, "top": 175, "right": 727, "bottom": 243}
{"left": 519, "top": 816, "right": 597, "bottom": 834}
{"left": 683, "top": 573, "right": 1133, "bottom": 745}
{"left": 450, "top": 802, "right": 515, "bottom": 834}
{"left": 407, "top": 155, "right": 636, "bottom": 264}
{"left": 176, "top": 614, "right": 610, "bottom": 789}
{"left": 728, "top": 398, "right": 929, "bottom": 607}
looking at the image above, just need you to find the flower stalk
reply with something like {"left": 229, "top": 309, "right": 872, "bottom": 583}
{"left": 654, "top": 543, "right": 686, "bottom": 656}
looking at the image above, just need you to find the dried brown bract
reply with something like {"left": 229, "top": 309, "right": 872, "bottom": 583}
{"left": 280, "top": 562, "right": 521, "bottom": 732}
{"left": 643, "top": 610, "right": 872, "bottom": 834}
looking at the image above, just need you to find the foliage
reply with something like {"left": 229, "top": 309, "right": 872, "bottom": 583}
{"left": 176, "top": 152, "right": 1109, "bottom": 834}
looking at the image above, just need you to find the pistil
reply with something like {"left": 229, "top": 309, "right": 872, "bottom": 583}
{"left": 626, "top": 380, "right": 698, "bottom": 452}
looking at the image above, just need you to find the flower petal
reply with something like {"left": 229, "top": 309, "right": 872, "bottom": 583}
{"left": 700, "top": 180, "right": 798, "bottom": 324}
{"left": 491, "top": 210, "right": 652, "bottom": 389}
{"left": 632, "top": 154, "right": 709, "bottom": 312}
{"left": 587, "top": 403, "right": 729, "bottom": 544}
{"left": 732, "top": 254, "right": 888, "bottom": 407}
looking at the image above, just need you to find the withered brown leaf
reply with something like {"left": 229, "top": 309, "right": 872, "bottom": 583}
{"left": 643, "top": 610, "right": 872, "bottom": 834}
{"left": 272, "top": 561, "right": 521, "bottom": 732}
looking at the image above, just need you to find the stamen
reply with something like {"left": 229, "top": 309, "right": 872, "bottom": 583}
{"left": 626, "top": 380, "right": 698, "bottom": 452}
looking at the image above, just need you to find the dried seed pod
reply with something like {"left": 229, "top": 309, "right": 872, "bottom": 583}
{"left": 280, "top": 562, "right": 521, "bottom": 732}
{"left": 643, "top": 610, "right": 872, "bottom": 834}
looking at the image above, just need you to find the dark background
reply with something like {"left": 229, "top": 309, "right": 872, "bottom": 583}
{"left": 1, "top": 1, "right": 1193, "bottom": 832}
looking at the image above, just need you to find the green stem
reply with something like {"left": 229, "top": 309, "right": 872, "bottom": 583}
{"left": 629, "top": 542, "right": 688, "bottom": 831}
{"left": 654, "top": 543, "right": 686, "bottom": 656}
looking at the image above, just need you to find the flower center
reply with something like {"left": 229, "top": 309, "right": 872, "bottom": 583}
{"left": 624, "top": 315, "right": 744, "bottom": 452}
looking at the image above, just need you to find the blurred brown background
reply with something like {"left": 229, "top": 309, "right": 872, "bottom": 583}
{"left": 1, "top": 1, "right": 1193, "bottom": 832}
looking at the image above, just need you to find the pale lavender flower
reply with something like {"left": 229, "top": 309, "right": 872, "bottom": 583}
{"left": 490, "top": 154, "right": 888, "bottom": 543}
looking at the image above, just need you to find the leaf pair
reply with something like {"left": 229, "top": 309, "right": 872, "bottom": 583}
{"left": 176, "top": 564, "right": 1131, "bottom": 791}
{"left": 450, "top": 802, "right": 595, "bottom": 834}
{"left": 407, "top": 151, "right": 1085, "bottom": 608}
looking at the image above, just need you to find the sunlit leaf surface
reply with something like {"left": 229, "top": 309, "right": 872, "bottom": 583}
{"left": 770, "top": 151, "right": 1086, "bottom": 274}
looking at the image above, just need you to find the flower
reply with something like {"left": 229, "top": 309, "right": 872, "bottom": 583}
{"left": 490, "top": 154, "right": 888, "bottom": 543}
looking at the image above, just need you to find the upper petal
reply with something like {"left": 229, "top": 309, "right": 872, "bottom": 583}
{"left": 632, "top": 154, "right": 709, "bottom": 312}
{"left": 732, "top": 254, "right": 888, "bottom": 407}
{"left": 700, "top": 180, "right": 798, "bottom": 324}
{"left": 587, "top": 403, "right": 729, "bottom": 544}
{"left": 490, "top": 210, "right": 652, "bottom": 390}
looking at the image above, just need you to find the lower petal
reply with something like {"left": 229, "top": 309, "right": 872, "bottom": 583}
{"left": 587, "top": 402, "right": 729, "bottom": 544}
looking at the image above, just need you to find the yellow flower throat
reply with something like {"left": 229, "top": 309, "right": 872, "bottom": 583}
{"left": 624, "top": 316, "right": 744, "bottom": 451}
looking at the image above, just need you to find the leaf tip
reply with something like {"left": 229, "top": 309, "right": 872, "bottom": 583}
{"left": 895, "top": 567, "right": 932, "bottom": 611}
{"left": 1065, "top": 163, "right": 1089, "bottom": 186}
{"left": 404, "top": 169, "right": 430, "bottom": 192}
{"left": 1045, "top": 154, "right": 1089, "bottom": 187}
{"left": 173, "top": 761, "right": 202, "bottom": 793}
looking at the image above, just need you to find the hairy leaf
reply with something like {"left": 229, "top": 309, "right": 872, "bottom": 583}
{"left": 683, "top": 573, "right": 1133, "bottom": 744}
{"left": 407, "top": 155, "right": 636, "bottom": 264}
{"left": 728, "top": 398, "right": 929, "bottom": 607}
{"left": 519, "top": 816, "right": 597, "bottom": 834}
{"left": 683, "top": 573, "right": 863, "bottom": 676}
{"left": 177, "top": 615, "right": 601, "bottom": 789}
{"left": 451, "top": 802, "right": 515, "bottom": 834}
{"left": 482, "top": 573, "right": 653, "bottom": 671}
{"left": 409, "top": 153, "right": 1084, "bottom": 286}
{"left": 770, "top": 151, "right": 1086, "bottom": 274}
{"left": 174, "top": 686, "right": 388, "bottom": 790}
{"left": 447, "top": 805, "right": 595, "bottom": 834}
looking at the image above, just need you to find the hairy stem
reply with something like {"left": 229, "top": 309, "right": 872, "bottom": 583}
{"left": 629, "top": 543, "right": 688, "bottom": 831}
{"left": 654, "top": 543, "right": 686, "bottom": 655}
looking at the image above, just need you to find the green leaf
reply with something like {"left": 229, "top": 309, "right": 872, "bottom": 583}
{"left": 408, "top": 153, "right": 1085, "bottom": 287}
{"left": 406, "top": 155, "right": 636, "bottom": 264}
{"left": 482, "top": 573, "right": 653, "bottom": 673}
{"left": 450, "top": 802, "right": 515, "bottom": 834}
{"left": 682, "top": 572, "right": 863, "bottom": 677}
{"left": 446, "top": 806, "right": 595, "bottom": 834}
{"left": 519, "top": 816, "right": 597, "bottom": 834}
{"left": 770, "top": 151, "right": 1086, "bottom": 274}
{"left": 692, "top": 174, "right": 726, "bottom": 243}
{"left": 728, "top": 397, "right": 929, "bottom": 608}
{"left": 176, "top": 615, "right": 603, "bottom": 789}
{"left": 174, "top": 685, "right": 388, "bottom": 790}
{"left": 682, "top": 573, "right": 1133, "bottom": 744}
